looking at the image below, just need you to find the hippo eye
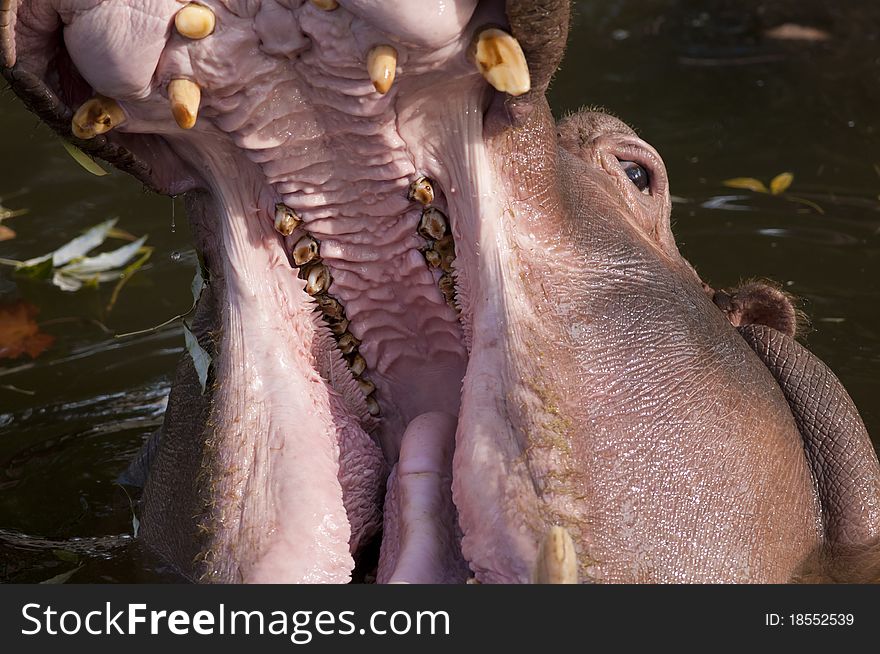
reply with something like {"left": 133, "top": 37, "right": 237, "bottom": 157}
{"left": 619, "top": 160, "right": 650, "bottom": 193}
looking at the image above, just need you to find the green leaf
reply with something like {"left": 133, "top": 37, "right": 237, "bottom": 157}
{"left": 183, "top": 323, "right": 211, "bottom": 394}
{"left": 40, "top": 564, "right": 83, "bottom": 584}
{"left": 722, "top": 177, "right": 770, "bottom": 193}
{"left": 770, "top": 172, "right": 794, "bottom": 195}
{"left": 15, "top": 257, "right": 54, "bottom": 280}
{"left": 61, "top": 140, "right": 109, "bottom": 177}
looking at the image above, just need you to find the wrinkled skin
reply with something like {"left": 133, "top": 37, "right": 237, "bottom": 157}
{"left": 3, "top": 0, "right": 879, "bottom": 583}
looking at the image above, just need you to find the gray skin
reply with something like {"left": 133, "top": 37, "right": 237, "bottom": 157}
{"left": 2, "top": 0, "right": 879, "bottom": 583}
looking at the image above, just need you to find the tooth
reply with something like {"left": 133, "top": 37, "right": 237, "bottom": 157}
{"left": 357, "top": 378, "right": 376, "bottom": 396}
{"left": 316, "top": 294, "right": 344, "bottom": 320}
{"left": 367, "top": 45, "right": 397, "bottom": 95}
{"left": 474, "top": 28, "right": 531, "bottom": 97}
{"left": 418, "top": 207, "right": 448, "bottom": 241}
{"left": 533, "top": 526, "right": 578, "bottom": 584}
{"left": 424, "top": 249, "right": 441, "bottom": 269}
{"left": 303, "top": 263, "right": 331, "bottom": 296}
{"left": 168, "top": 79, "right": 201, "bottom": 129}
{"left": 71, "top": 96, "right": 126, "bottom": 140}
{"left": 293, "top": 235, "right": 320, "bottom": 267}
{"left": 408, "top": 177, "right": 435, "bottom": 205}
{"left": 274, "top": 203, "right": 301, "bottom": 236}
{"left": 175, "top": 3, "right": 216, "bottom": 40}
{"left": 439, "top": 274, "right": 457, "bottom": 310}
{"left": 348, "top": 353, "right": 367, "bottom": 377}
{"left": 327, "top": 317, "right": 350, "bottom": 336}
{"left": 434, "top": 235, "right": 456, "bottom": 273}
{"left": 337, "top": 332, "right": 360, "bottom": 355}
{"left": 365, "top": 395, "right": 381, "bottom": 417}
{"left": 310, "top": 0, "right": 339, "bottom": 9}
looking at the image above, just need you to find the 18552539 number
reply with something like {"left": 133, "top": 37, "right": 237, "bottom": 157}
{"left": 791, "top": 614, "right": 854, "bottom": 626}
{"left": 765, "top": 614, "right": 855, "bottom": 627}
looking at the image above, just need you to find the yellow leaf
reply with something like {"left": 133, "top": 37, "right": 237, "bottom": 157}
{"left": 770, "top": 172, "right": 794, "bottom": 195}
{"left": 61, "top": 141, "right": 109, "bottom": 177}
{"left": 722, "top": 177, "right": 769, "bottom": 193}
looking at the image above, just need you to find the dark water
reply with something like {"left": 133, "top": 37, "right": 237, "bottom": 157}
{"left": 1, "top": 1, "right": 879, "bottom": 582}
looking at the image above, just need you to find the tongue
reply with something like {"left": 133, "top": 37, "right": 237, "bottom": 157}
{"left": 377, "top": 412, "right": 471, "bottom": 584}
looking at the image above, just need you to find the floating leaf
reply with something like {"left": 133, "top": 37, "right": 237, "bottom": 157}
{"left": 191, "top": 265, "right": 205, "bottom": 303}
{"left": 61, "top": 140, "right": 109, "bottom": 177}
{"left": 183, "top": 323, "right": 211, "bottom": 394}
{"left": 58, "top": 235, "right": 148, "bottom": 277}
{"left": 0, "top": 224, "right": 15, "bottom": 242}
{"left": 40, "top": 565, "right": 83, "bottom": 584}
{"left": 17, "top": 218, "right": 117, "bottom": 271}
{"left": 722, "top": 177, "right": 769, "bottom": 193}
{"left": 0, "top": 301, "right": 55, "bottom": 360}
{"left": 770, "top": 172, "right": 794, "bottom": 195}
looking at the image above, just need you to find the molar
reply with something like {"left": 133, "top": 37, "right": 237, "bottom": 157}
{"left": 274, "top": 203, "right": 302, "bottom": 236}
{"left": 365, "top": 395, "right": 381, "bottom": 417}
{"left": 316, "top": 294, "right": 344, "bottom": 320}
{"left": 473, "top": 28, "right": 531, "bottom": 97}
{"left": 175, "top": 3, "right": 216, "bottom": 40}
{"left": 71, "top": 96, "right": 126, "bottom": 140}
{"left": 408, "top": 177, "right": 435, "bottom": 205}
{"left": 310, "top": 0, "right": 339, "bottom": 9}
{"left": 168, "top": 79, "right": 201, "bottom": 129}
{"left": 302, "top": 262, "right": 332, "bottom": 296}
{"left": 438, "top": 274, "right": 457, "bottom": 310}
{"left": 356, "top": 378, "right": 376, "bottom": 396}
{"left": 327, "top": 317, "right": 350, "bottom": 337}
{"left": 366, "top": 45, "right": 398, "bottom": 95}
{"left": 347, "top": 353, "right": 367, "bottom": 377}
{"left": 293, "top": 235, "right": 320, "bottom": 266}
{"left": 433, "top": 235, "right": 456, "bottom": 273}
{"left": 337, "top": 332, "right": 361, "bottom": 356}
{"left": 424, "top": 249, "right": 441, "bottom": 269}
{"left": 418, "top": 207, "right": 448, "bottom": 241}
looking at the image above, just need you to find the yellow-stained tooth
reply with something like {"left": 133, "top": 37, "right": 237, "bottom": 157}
{"left": 474, "top": 28, "right": 531, "bottom": 97}
{"left": 310, "top": 0, "right": 339, "bottom": 9}
{"left": 168, "top": 79, "right": 201, "bottom": 129}
{"left": 71, "top": 96, "right": 126, "bottom": 140}
{"left": 367, "top": 45, "right": 397, "bottom": 95}
{"left": 175, "top": 3, "right": 216, "bottom": 40}
{"left": 533, "top": 526, "right": 578, "bottom": 584}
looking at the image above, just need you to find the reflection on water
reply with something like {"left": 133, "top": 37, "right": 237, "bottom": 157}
{"left": 1, "top": 0, "right": 879, "bottom": 582}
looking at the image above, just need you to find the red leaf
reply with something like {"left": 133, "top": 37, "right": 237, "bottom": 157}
{"left": 0, "top": 301, "right": 55, "bottom": 360}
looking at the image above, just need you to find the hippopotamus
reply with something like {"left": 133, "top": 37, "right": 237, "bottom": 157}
{"left": 3, "top": 0, "right": 879, "bottom": 584}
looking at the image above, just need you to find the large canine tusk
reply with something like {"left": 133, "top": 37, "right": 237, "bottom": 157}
{"left": 533, "top": 526, "right": 578, "bottom": 583}
{"left": 473, "top": 28, "right": 531, "bottom": 97}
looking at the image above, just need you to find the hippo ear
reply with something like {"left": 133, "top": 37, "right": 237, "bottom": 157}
{"left": 506, "top": 0, "right": 570, "bottom": 100}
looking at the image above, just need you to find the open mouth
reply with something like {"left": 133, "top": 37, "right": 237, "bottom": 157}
{"left": 2, "top": 0, "right": 573, "bottom": 583}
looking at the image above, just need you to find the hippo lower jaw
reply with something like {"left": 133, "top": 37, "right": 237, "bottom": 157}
{"left": 5, "top": 1, "right": 880, "bottom": 584}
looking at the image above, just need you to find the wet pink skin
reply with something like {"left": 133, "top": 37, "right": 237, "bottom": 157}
{"left": 3, "top": 0, "right": 878, "bottom": 583}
